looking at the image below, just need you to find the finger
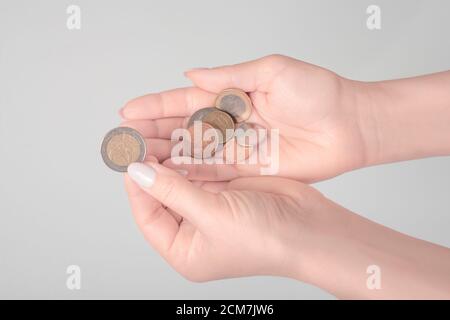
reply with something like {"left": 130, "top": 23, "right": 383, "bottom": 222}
{"left": 124, "top": 157, "right": 158, "bottom": 196}
{"left": 121, "top": 118, "right": 186, "bottom": 139}
{"left": 144, "top": 138, "right": 172, "bottom": 162}
{"left": 184, "top": 54, "right": 289, "bottom": 93}
{"left": 121, "top": 87, "right": 216, "bottom": 120}
{"left": 127, "top": 162, "right": 222, "bottom": 229}
{"left": 124, "top": 173, "right": 179, "bottom": 256}
{"left": 163, "top": 157, "right": 240, "bottom": 181}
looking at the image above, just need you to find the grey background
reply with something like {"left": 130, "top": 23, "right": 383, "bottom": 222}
{"left": 0, "top": 0, "right": 449, "bottom": 299}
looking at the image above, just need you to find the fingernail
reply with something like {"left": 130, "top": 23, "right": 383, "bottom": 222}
{"left": 176, "top": 169, "right": 188, "bottom": 176}
{"left": 127, "top": 163, "right": 156, "bottom": 188}
{"left": 184, "top": 68, "right": 209, "bottom": 77}
{"left": 185, "top": 67, "right": 208, "bottom": 73}
{"left": 118, "top": 107, "right": 125, "bottom": 119}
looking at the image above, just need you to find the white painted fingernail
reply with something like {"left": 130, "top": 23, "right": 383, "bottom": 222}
{"left": 176, "top": 169, "right": 188, "bottom": 176}
{"left": 127, "top": 163, "right": 156, "bottom": 188}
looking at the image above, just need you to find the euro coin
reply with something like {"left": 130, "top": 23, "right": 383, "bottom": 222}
{"left": 215, "top": 88, "right": 252, "bottom": 122}
{"left": 187, "top": 121, "right": 221, "bottom": 159}
{"left": 202, "top": 109, "right": 235, "bottom": 144}
{"left": 101, "top": 127, "right": 146, "bottom": 172}
{"left": 187, "top": 107, "right": 216, "bottom": 128}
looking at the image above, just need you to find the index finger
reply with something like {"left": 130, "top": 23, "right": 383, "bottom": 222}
{"left": 121, "top": 87, "right": 217, "bottom": 120}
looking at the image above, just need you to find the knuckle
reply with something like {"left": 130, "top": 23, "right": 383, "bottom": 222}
{"left": 185, "top": 87, "right": 197, "bottom": 113}
{"left": 258, "top": 54, "right": 290, "bottom": 78}
{"left": 262, "top": 54, "right": 288, "bottom": 66}
{"left": 157, "top": 178, "right": 179, "bottom": 208}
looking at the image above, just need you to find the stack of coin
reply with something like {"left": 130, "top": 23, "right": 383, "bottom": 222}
{"left": 186, "top": 88, "right": 255, "bottom": 159}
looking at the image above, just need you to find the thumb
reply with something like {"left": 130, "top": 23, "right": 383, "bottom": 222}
{"left": 228, "top": 176, "right": 322, "bottom": 202}
{"left": 184, "top": 54, "right": 289, "bottom": 93}
{"left": 127, "top": 162, "right": 221, "bottom": 228}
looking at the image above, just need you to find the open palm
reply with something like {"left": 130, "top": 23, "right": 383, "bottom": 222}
{"left": 121, "top": 55, "right": 369, "bottom": 182}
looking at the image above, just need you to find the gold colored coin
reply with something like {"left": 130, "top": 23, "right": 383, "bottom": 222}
{"left": 101, "top": 127, "right": 146, "bottom": 172}
{"left": 187, "top": 107, "right": 216, "bottom": 128}
{"left": 215, "top": 88, "right": 252, "bottom": 122}
{"left": 202, "top": 109, "right": 235, "bottom": 144}
{"left": 187, "top": 121, "right": 221, "bottom": 159}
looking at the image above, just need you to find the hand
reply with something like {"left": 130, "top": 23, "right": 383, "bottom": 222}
{"left": 124, "top": 158, "right": 322, "bottom": 282}
{"left": 120, "top": 54, "right": 372, "bottom": 182}
{"left": 124, "top": 160, "right": 450, "bottom": 298}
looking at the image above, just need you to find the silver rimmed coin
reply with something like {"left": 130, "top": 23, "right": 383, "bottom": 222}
{"left": 202, "top": 109, "right": 235, "bottom": 144}
{"left": 101, "top": 127, "right": 147, "bottom": 172}
{"left": 187, "top": 107, "right": 217, "bottom": 128}
{"left": 187, "top": 121, "right": 221, "bottom": 159}
{"left": 215, "top": 88, "right": 252, "bottom": 122}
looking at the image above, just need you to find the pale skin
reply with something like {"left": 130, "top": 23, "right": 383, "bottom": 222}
{"left": 121, "top": 55, "right": 450, "bottom": 299}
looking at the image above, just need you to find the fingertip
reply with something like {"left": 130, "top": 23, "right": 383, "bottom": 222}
{"left": 183, "top": 71, "right": 199, "bottom": 82}
{"left": 144, "top": 155, "right": 159, "bottom": 164}
{"left": 162, "top": 157, "right": 179, "bottom": 168}
{"left": 184, "top": 67, "right": 209, "bottom": 75}
{"left": 127, "top": 162, "right": 156, "bottom": 189}
{"left": 183, "top": 69, "right": 215, "bottom": 90}
{"left": 126, "top": 161, "right": 175, "bottom": 193}
{"left": 120, "top": 96, "right": 145, "bottom": 120}
{"left": 118, "top": 107, "right": 126, "bottom": 119}
{"left": 120, "top": 103, "right": 132, "bottom": 119}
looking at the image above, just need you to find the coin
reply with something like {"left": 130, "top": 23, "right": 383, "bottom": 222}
{"left": 202, "top": 109, "right": 235, "bottom": 144}
{"left": 187, "top": 121, "right": 221, "bottom": 159}
{"left": 101, "top": 127, "right": 147, "bottom": 172}
{"left": 187, "top": 107, "right": 216, "bottom": 128}
{"left": 215, "top": 88, "right": 252, "bottom": 122}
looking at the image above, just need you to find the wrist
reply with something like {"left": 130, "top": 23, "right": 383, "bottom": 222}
{"left": 332, "top": 78, "right": 386, "bottom": 171}
{"left": 343, "top": 79, "right": 386, "bottom": 168}
{"left": 350, "top": 73, "right": 450, "bottom": 166}
{"left": 277, "top": 198, "right": 361, "bottom": 289}
{"left": 283, "top": 199, "right": 450, "bottom": 299}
